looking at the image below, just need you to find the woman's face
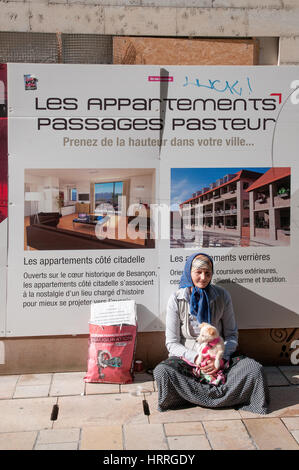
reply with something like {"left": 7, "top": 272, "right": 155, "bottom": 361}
{"left": 191, "top": 268, "right": 212, "bottom": 289}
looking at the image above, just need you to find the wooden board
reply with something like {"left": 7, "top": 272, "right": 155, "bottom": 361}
{"left": 113, "top": 37, "right": 259, "bottom": 65}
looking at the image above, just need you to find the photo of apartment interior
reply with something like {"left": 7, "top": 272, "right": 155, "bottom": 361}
{"left": 24, "top": 168, "right": 156, "bottom": 250}
{"left": 179, "top": 167, "right": 290, "bottom": 247}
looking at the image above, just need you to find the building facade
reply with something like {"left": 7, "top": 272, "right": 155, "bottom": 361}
{"left": 247, "top": 167, "right": 291, "bottom": 246}
{"left": 180, "top": 169, "right": 263, "bottom": 244}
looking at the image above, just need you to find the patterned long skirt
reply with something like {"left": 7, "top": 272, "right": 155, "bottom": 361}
{"left": 153, "top": 355, "right": 269, "bottom": 415}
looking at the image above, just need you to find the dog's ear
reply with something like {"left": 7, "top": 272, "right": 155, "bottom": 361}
{"left": 207, "top": 327, "right": 216, "bottom": 337}
{"left": 199, "top": 322, "right": 207, "bottom": 329}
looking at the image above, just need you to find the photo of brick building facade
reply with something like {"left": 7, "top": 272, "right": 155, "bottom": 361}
{"left": 247, "top": 167, "right": 291, "bottom": 246}
{"left": 172, "top": 167, "right": 291, "bottom": 248}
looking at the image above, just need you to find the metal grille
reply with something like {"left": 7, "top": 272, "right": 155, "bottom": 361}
{"left": 0, "top": 32, "right": 58, "bottom": 63}
{"left": 0, "top": 32, "right": 113, "bottom": 64}
{"left": 61, "top": 34, "right": 113, "bottom": 64}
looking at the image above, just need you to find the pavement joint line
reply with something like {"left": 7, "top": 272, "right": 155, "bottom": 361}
{"left": 162, "top": 422, "right": 170, "bottom": 450}
{"left": 78, "top": 427, "right": 83, "bottom": 451}
{"left": 48, "top": 373, "right": 54, "bottom": 397}
{"left": 279, "top": 369, "right": 292, "bottom": 385}
{"left": 279, "top": 417, "right": 299, "bottom": 447}
{"left": 12, "top": 375, "right": 21, "bottom": 399}
{"left": 270, "top": 383, "right": 290, "bottom": 387}
{"left": 33, "top": 430, "right": 40, "bottom": 451}
{"left": 201, "top": 420, "right": 213, "bottom": 450}
{"left": 122, "top": 424, "right": 127, "bottom": 450}
{"left": 241, "top": 418, "right": 259, "bottom": 450}
{"left": 278, "top": 366, "right": 298, "bottom": 386}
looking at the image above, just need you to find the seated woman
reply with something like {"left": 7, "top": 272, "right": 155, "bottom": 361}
{"left": 153, "top": 252, "right": 269, "bottom": 415}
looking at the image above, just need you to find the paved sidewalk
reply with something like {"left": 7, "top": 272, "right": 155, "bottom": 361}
{"left": 0, "top": 366, "right": 298, "bottom": 450}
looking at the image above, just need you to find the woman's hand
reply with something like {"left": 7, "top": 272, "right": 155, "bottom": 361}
{"left": 194, "top": 355, "right": 201, "bottom": 366}
{"left": 200, "top": 358, "right": 219, "bottom": 375}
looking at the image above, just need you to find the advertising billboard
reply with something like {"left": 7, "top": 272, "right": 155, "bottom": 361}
{"left": 1, "top": 64, "right": 298, "bottom": 336}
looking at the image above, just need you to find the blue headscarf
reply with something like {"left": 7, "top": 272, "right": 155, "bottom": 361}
{"left": 179, "top": 252, "right": 214, "bottom": 324}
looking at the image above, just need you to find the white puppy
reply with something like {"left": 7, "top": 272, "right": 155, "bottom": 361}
{"left": 195, "top": 322, "right": 225, "bottom": 370}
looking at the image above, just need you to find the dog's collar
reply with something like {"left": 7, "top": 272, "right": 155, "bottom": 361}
{"left": 202, "top": 337, "right": 220, "bottom": 355}
{"left": 208, "top": 337, "right": 220, "bottom": 347}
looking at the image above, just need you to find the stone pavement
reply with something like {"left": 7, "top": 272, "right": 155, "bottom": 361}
{"left": 0, "top": 366, "right": 298, "bottom": 451}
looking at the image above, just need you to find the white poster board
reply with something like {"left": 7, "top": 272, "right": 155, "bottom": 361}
{"left": 4, "top": 64, "right": 299, "bottom": 336}
{"left": 0, "top": 220, "right": 7, "bottom": 336}
{"left": 158, "top": 66, "right": 299, "bottom": 329}
{"left": 0, "top": 63, "right": 7, "bottom": 337}
{"left": 7, "top": 64, "right": 161, "bottom": 336}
